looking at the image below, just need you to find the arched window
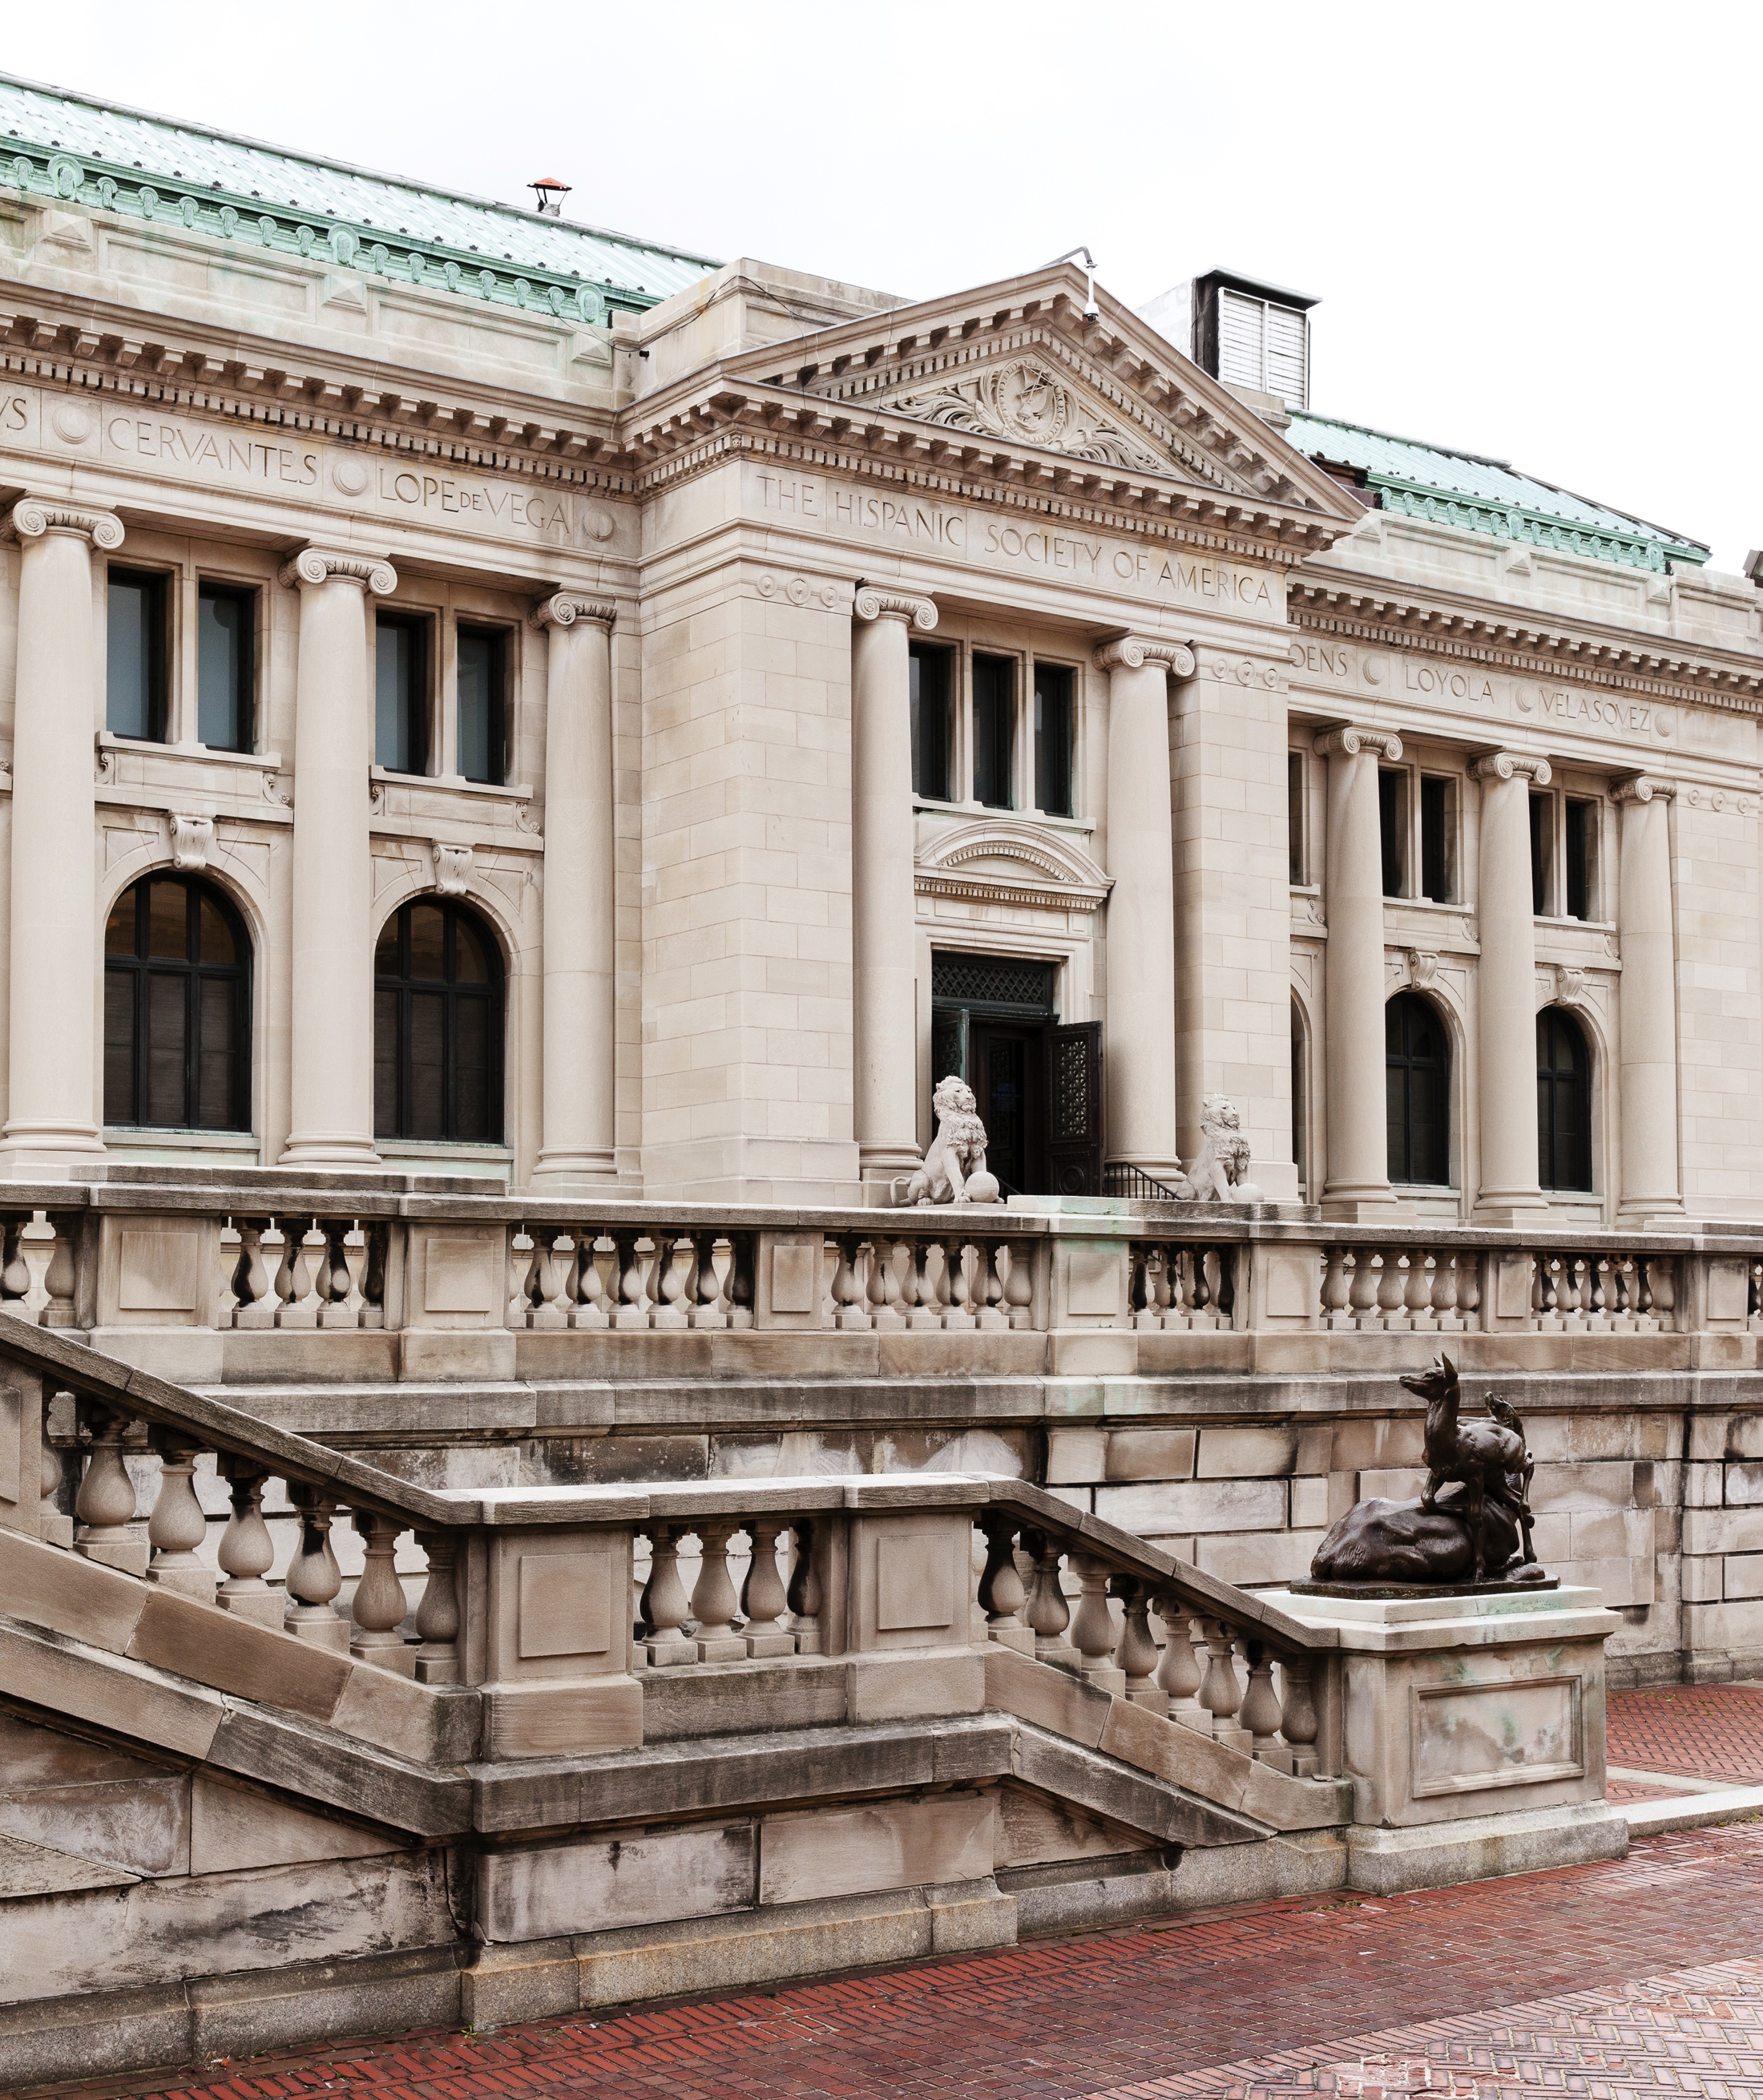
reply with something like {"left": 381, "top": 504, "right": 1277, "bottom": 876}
{"left": 1537, "top": 1007, "right": 1592, "bottom": 1191}
{"left": 373, "top": 899, "right": 503, "bottom": 1143}
{"left": 103, "top": 874, "right": 250, "bottom": 1130}
{"left": 1386, "top": 992, "right": 1450, "bottom": 1185}
{"left": 1290, "top": 998, "right": 1307, "bottom": 1192}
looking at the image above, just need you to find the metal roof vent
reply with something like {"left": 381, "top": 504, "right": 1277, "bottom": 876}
{"left": 529, "top": 176, "right": 571, "bottom": 218}
{"left": 1192, "top": 268, "right": 1317, "bottom": 411}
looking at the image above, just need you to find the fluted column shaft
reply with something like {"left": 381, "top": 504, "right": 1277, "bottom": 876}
{"left": 1473, "top": 750, "right": 1550, "bottom": 1221}
{"left": 2, "top": 499, "right": 123, "bottom": 1167}
{"left": 1615, "top": 774, "right": 1684, "bottom": 1222}
{"left": 1099, "top": 637, "right": 1190, "bottom": 1181}
{"left": 1317, "top": 725, "right": 1401, "bottom": 1215}
{"left": 279, "top": 547, "right": 395, "bottom": 1167}
{"left": 532, "top": 596, "right": 618, "bottom": 1187}
{"left": 852, "top": 585, "right": 935, "bottom": 1182}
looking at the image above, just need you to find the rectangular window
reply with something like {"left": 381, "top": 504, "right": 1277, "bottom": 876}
{"left": 1288, "top": 752, "right": 1305, "bottom": 885}
{"left": 1419, "top": 775, "right": 1454, "bottom": 903}
{"left": 1564, "top": 798, "right": 1596, "bottom": 921}
{"left": 375, "top": 615, "right": 428, "bottom": 775}
{"left": 972, "top": 653, "right": 1015, "bottom": 810}
{"left": 106, "top": 569, "right": 168, "bottom": 741}
{"left": 196, "top": 584, "right": 254, "bottom": 753}
{"left": 1378, "top": 768, "right": 1406, "bottom": 897}
{"left": 1034, "top": 663, "right": 1074, "bottom": 817}
{"left": 456, "top": 626, "right": 506, "bottom": 785}
{"left": 1529, "top": 793, "right": 1551, "bottom": 915}
{"left": 910, "top": 642, "right": 953, "bottom": 802}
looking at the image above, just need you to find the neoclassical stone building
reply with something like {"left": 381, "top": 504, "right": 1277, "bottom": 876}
{"left": 0, "top": 73, "right": 1759, "bottom": 1222}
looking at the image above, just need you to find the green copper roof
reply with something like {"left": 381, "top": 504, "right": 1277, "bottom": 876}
{"left": 1286, "top": 410, "right": 1708, "bottom": 574}
{"left": 0, "top": 71, "right": 720, "bottom": 327}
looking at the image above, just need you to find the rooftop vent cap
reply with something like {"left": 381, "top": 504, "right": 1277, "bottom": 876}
{"left": 530, "top": 176, "right": 571, "bottom": 218}
{"left": 1140, "top": 269, "right": 1318, "bottom": 414}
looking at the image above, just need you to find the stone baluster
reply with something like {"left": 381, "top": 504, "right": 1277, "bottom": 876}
{"left": 1069, "top": 1556, "right": 1126, "bottom": 1693}
{"left": 1277, "top": 1654, "right": 1321, "bottom": 1777}
{"left": 727, "top": 1237, "right": 756, "bottom": 1329}
{"left": 1129, "top": 1248, "right": 1156, "bottom": 1331}
{"left": 1165, "top": 1244, "right": 1190, "bottom": 1327}
{"left": 831, "top": 1237, "right": 870, "bottom": 1331}
{"left": 505, "top": 1229, "right": 537, "bottom": 1327}
{"left": 1198, "top": 1620, "right": 1250, "bottom": 1750}
{"left": 1115, "top": 1578, "right": 1164, "bottom": 1711}
{"left": 690, "top": 1521, "right": 745, "bottom": 1661}
{"left": 216, "top": 1464, "right": 280, "bottom": 1627}
{"left": 1636, "top": 1255, "right": 1658, "bottom": 1331}
{"left": 575, "top": 1234, "right": 613, "bottom": 1328}
{"left": 684, "top": 1233, "right": 724, "bottom": 1329}
{"left": 0, "top": 1222, "right": 29, "bottom": 1302}
{"left": 1349, "top": 1249, "right": 1381, "bottom": 1330}
{"left": 1457, "top": 1253, "right": 1483, "bottom": 1331}
{"left": 613, "top": 1234, "right": 652, "bottom": 1328}
{"left": 529, "top": 1234, "right": 572, "bottom": 1330}
{"left": 1563, "top": 1255, "right": 1589, "bottom": 1332}
{"left": 868, "top": 1239, "right": 905, "bottom": 1331}
{"left": 345, "top": 1223, "right": 376, "bottom": 1326}
{"left": 1377, "top": 1250, "right": 1409, "bottom": 1331}
{"left": 14, "top": 1212, "right": 52, "bottom": 1322}
{"left": 652, "top": 1235, "right": 693, "bottom": 1330}
{"left": 978, "top": 1517, "right": 1031, "bottom": 1653}
{"left": 939, "top": 1235, "right": 974, "bottom": 1330}
{"left": 742, "top": 1518, "right": 795, "bottom": 1657}
{"left": 786, "top": 1519, "right": 823, "bottom": 1655}
{"left": 75, "top": 1407, "right": 144, "bottom": 1575}
{"left": 644, "top": 1526, "right": 696, "bottom": 1666}
{"left": 146, "top": 1436, "right": 216, "bottom": 1601}
{"left": 1586, "top": 1257, "right": 1612, "bottom": 1333}
{"left": 232, "top": 1225, "right": 272, "bottom": 1327}
{"left": 1023, "top": 1531, "right": 1073, "bottom": 1666}
{"left": 1241, "top": 1642, "right": 1284, "bottom": 1764}
{"left": 975, "top": 1240, "right": 1009, "bottom": 1331}
{"left": 1003, "top": 1242, "right": 1036, "bottom": 1331}
{"left": 1651, "top": 1257, "right": 1677, "bottom": 1332}
{"left": 38, "top": 1418, "right": 71, "bottom": 1549}
{"left": 1536, "top": 1255, "right": 1563, "bottom": 1331}
{"left": 41, "top": 1217, "right": 78, "bottom": 1328}
{"left": 349, "top": 1512, "right": 413, "bottom": 1672}
{"left": 1188, "top": 1248, "right": 1215, "bottom": 1328}
{"left": 284, "top": 1488, "right": 347, "bottom": 1648}
{"left": 414, "top": 1533, "right": 462, "bottom": 1683}
{"left": 1321, "top": 1247, "right": 1353, "bottom": 1329}
{"left": 278, "top": 1222, "right": 322, "bottom": 1327}
{"left": 1432, "top": 1250, "right": 1462, "bottom": 1331}
{"left": 1405, "top": 1252, "right": 1435, "bottom": 1331}
{"left": 1154, "top": 1600, "right": 1209, "bottom": 1731}
{"left": 905, "top": 1238, "right": 941, "bottom": 1330}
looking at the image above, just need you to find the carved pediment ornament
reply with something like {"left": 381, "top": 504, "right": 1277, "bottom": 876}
{"left": 434, "top": 842, "right": 474, "bottom": 897}
{"left": 915, "top": 818, "right": 1111, "bottom": 914}
{"left": 886, "top": 356, "right": 1171, "bottom": 475}
{"left": 168, "top": 814, "right": 216, "bottom": 872}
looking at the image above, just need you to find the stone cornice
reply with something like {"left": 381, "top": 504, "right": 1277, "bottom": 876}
{"left": 1092, "top": 636, "right": 1196, "bottom": 677}
{"left": 0, "top": 495, "right": 123, "bottom": 548}
{"left": 533, "top": 594, "right": 617, "bottom": 632}
{"left": 1471, "top": 750, "right": 1552, "bottom": 785}
{"left": 276, "top": 547, "right": 397, "bottom": 594}
{"left": 1289, "top": 572, "right": 1763, "bottom": 714}
{"left": 853, "top": 585, "right": 937, "bottom": 629}
{"left": 1612, "top": 773, "right": 1676, "bottom": 805}
{"left": 1313, "top": 724, "right": 1402, "bottom": 763}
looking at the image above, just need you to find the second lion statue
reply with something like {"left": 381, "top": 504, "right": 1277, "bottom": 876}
{"left": 891, "top": 1076, "right": 1003, "bottom": 1206}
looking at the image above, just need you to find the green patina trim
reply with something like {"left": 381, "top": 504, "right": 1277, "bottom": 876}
{"left": 1374, "top": 479, "right": 1704, "bottom": 575}
{"left": 2, "top": 143, "right": 655, "bottom": 329}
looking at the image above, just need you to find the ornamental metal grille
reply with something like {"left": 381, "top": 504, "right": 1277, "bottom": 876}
{"left": 930, "top": 954, "right": 1055, "bottom": 1013}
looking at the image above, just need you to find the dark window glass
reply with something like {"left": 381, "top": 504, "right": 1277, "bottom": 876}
{"left": 457, "top": 627, "right": 506, "bottom": 785}
{"left": 373, "top": 899, "right": 503, "bottom": 1144}
{"left": 103, "top": 875, "right": 250, "bottom": 1131}
{"left": 107, "top": 569, "right": 167, "bottom": 741}
{"left": 1538, "top": 1008, "right": 1592, "bottom": 1191}
{"left": 1565, "top": 798, "right": 1594, "bottom": 922}
{"left": 1530, "top": 793, "right": 1550, "bottom": 915}
{"left": 1291, "top": 1003, "right": 1305, "bottom": 1186}
{"left": 197, "top": 584, "right": 253, "bottom": 752}
{"left": 1386, "top": 992, "right": 1450, "bottom": 1185}
{"left": 1420, "top": 776, "right": 1452, "bottom": 903}
{"left": 1034, "top": 664, "right": 1073, "bottom": 817}
{"left": 1288, "top": 752, "right": 1305, "bottom": 885}
{"left": 972, "top": 653, "right": 1015, "bottom": 809}
{"left": 1378, "top": 769, "right": 1405, "bottom": 896}
{"left": 909, "top": 643, "right": 953, "bottom": 801}
{"left": 375, "top": 615, "right": 428, "bottom": 774}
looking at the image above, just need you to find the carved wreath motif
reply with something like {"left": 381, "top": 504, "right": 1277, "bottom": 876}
{"left": 886, "top": 357, "right": 1168, "bottom": 473}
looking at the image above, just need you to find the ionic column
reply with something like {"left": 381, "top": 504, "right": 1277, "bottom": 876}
{"left": 852, "top": 584, "right": 936, "bottom": 1185}
{"left": 531, "top": 595, "right": 618, "bottom": 1189}
{"left": 277, "top": 547, "right": 396, "bottom": 1167}
{"left": 1097, "top": 636, "right": 1191, "bottom": 1181}
{"left": 1613, "top": 774, "right": 1684, "bottom": 1223}
{"left": 0, "top": 499, "right": 123, "bottom": 1171}
{"left": 1471, "top": 750, "right": 1551, "bottom": 1222}
{"left": 1313, "top": 725, "right": 1402, "bottom": 1217}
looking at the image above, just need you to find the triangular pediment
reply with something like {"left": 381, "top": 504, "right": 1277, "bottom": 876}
{"left": 717, "top": 260, "right": 1358, "bottom": 524}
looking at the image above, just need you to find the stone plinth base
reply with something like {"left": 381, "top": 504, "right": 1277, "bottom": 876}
{"left": 1345, "top": 1801, "right": 1628, "bottom": 1892}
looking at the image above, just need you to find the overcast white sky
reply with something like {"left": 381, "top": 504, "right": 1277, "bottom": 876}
{"left": 6, "top": 1, "right": 1758, "bottom": 570}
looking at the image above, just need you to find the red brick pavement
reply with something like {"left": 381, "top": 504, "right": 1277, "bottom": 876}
{"left": 1607, "top": 1684, "right": 1763, "bottom": 1785}
{"left": 38, "top": 1820, "right": 1763, "bottom": 2100}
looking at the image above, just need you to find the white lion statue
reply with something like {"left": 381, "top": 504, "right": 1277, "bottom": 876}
{"left": 1176, "top": 1094, "right": 1265, "bottom": 1203}
{"left": 891, "top": 1076, "right": 1003, "bottom": 1207}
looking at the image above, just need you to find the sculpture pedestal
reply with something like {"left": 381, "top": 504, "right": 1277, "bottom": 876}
{"left": 1263, "top": 1584, "right": 1628, "bottom": 1891}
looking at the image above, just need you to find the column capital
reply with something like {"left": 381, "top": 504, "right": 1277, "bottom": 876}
{"left": 276, "top": 546, "right": 397, "bottom": 596}
{"left": 1612, "top": 773, "right": 1676, "bottom": 805}
{"left": 533, "top": 592, "right": 616, "bottom": 632}
{"left": 853, "top": 583, "right": 937, "bottom": 630}
{"left": 1471, "top": 749, "right": 1551, "bottom": 785}
{"left": 1, "top": 497, "right": 123, "bottom": 551}
{"left": 1313, "top": 722, "right": 1402, "bottom": 763}
{"left": 1092, "top": 634, "right": 1195, "bottom": 678}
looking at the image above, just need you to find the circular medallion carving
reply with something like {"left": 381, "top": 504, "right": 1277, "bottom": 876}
{"left": 589, "top": 510, "right": 615, "bottom": 541}
{"left": 332, "top": 459, "right": 370, "bottom": 497}
{"left": 977, "top": 360, "right": 1070, "bottom": 448}
{"left": 50, "top": 403, "right": 94, "bottom": 446}
{"left": 756, "top": 571, "right": 778, "bottom": 599}
{"left": 785, "top": 575, "right": 809, "bottom": 606}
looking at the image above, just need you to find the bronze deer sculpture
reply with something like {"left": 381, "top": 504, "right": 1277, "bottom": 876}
{"left": 1399, "top": 1353, "right": 1530, "bottom": 1583}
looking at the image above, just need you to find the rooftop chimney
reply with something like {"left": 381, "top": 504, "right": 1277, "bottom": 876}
{"left": 1139, "top": 268, "right": 1319, "bottom": 415}
{"left": 530, "top": 176, "right": 571, "bottom": 218}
